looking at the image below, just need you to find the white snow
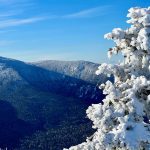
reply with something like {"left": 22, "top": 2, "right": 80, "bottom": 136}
{"left": 65, "top": 7, "right": 150, "bottom": 150}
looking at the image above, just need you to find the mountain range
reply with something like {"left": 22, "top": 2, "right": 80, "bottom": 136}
{"left": 0, "top": 57, "right": 109, "bottom": 150}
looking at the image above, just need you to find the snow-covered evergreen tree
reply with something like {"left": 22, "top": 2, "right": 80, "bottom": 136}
{"left": 64, "top": 7, "right": 150, "bottom": 150}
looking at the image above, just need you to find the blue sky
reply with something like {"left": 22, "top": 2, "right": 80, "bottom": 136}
{"left": 0, "top": 0, "right": 149, "bottom": 63}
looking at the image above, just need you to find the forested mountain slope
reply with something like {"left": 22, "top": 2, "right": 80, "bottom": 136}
{"left": 0, "top": 57, "right": 109, "bottom": 149}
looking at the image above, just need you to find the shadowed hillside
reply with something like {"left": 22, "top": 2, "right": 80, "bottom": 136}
{"left": 0, "top": 57, "right": 110, "bottom": 149}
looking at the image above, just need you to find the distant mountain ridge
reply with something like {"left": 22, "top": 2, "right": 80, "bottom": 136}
{"left": 33, "top": 60, "right": 105, "bottom": 84}
{"left": 0, "top": 56, "right": 108, "bottom": 149}
{"left": 0, "top": 56, "right": 107, "bottom": 102}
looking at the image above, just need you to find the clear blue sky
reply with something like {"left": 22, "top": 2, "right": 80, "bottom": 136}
{"left": 0, "top": 0, "right": 149, "bottom": 63}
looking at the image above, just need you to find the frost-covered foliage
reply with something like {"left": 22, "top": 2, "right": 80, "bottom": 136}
{"left": 64, "top": 7, "right": 150, "bottom": 150}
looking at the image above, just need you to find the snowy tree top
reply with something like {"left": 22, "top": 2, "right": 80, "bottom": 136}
{"left": 65, "top": 7, "right": 150, "bottom": 150}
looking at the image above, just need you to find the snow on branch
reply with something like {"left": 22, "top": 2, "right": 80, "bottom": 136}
{"left": 64, "top": 7, "right": 150, "bottom": 150}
